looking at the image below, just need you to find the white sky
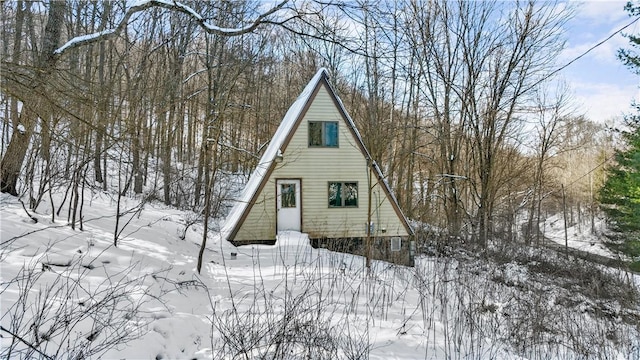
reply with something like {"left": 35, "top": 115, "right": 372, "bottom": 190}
{"left": 561, "top": 0, "right": 640, "bottom": 123}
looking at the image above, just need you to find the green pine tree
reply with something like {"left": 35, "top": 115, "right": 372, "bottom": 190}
{"left": 599, "top": 112, "right": 640, "bottom": 233}
{"left": 598, "top": 2, "right": 640, "bottom": 268}
{"left": 618, "top": 2, "right": 640, "bottom": 74}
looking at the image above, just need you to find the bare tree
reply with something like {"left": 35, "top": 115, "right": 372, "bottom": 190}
{"left": 0, "top": 0, "right": 296, "bottom": 196}
{"left": 1, "top": 1, "right": 66, "bottom": 195}
{"left": 401, "top": 0, "right": 470, "bottom": 238}
{"left": 460, "top": 1, "right": 569, "bottom": 247}
{"left": 524, "top": 84, "right": 571, "bottom": 245}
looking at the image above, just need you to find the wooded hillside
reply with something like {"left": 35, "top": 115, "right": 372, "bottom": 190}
{"left": 0, "top": 0, "right": 615, "bottom": 247}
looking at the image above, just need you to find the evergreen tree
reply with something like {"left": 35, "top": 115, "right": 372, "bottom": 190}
{"left": 599, "top": 1, "right": 640, "bottom": 263}
{"left": 618, "top": 2, "right": 640, "bottom": 74}
{"left": 599, "top": 111, "right": 640, "bottom": 235}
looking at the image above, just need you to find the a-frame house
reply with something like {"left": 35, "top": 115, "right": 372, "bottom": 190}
{"left": 221, "top": 68, "right": 414, "bottom": 266}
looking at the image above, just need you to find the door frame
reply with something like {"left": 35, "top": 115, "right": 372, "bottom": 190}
{"left": 275, "top": 178, "right": 302, "bottom": 232}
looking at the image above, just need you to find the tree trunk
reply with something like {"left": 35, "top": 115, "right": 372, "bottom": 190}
{"left": 133, "top": 113, "right": 143, "bottom": 194}
{"left": 93, "top": 2, "right": 111, "bottom": 184}
{"left": 0, "top": 1, "right": 66, "bottom": 195}
{"left": 1, "top": 105, "right": 39, "bottom": 195}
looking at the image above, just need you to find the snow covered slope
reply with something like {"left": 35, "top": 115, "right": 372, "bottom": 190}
{"left": 2, "top": 192, "right": 639, "bottom": 359}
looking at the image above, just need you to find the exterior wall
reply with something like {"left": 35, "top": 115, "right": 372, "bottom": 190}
{"left": 232, "top": 190, "right": 276, "bottom": 241}
{"left": 233, "top": 83, "right": 409, "bottom": 242}
{"left": 311, "top": 236, "right": 415, "bottom": 267}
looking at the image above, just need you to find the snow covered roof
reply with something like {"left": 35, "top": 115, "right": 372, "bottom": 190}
{"left": 221, "top": 68, "right": 413, "bottom": 242}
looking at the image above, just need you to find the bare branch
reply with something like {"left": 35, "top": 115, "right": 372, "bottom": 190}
{"left": 54, "top": 0, "right": 290, "bottom": 56}
{"left": 0, "top": 325, "right": 54, "bottom": 360}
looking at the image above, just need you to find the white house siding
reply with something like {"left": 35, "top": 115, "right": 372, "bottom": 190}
{"left": 233, "top": 83, "right": 408, "bottom": 241}
{"left": 232, "top": 190, "right": 276, "bottom": 241}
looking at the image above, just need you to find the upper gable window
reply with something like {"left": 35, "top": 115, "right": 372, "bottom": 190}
{"left": 309, "top": 121, "right": 338, "bottom": 147}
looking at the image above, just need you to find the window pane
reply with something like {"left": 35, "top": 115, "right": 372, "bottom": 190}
{"left": 344, "top": 182, "right": 358, "bottom": 207}
{"left": 309, "top": 122, "right": 322, "bottom": 146}
{"left": 281, "top": 184, "right": 296, "bottom": 208}
{"left": 328, "top": 182, "right": 341, "bottom": 207}
{"left": 324, "top": 122, "right": 338, "bottom": 147}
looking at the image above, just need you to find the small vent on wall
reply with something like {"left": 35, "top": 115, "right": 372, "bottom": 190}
{"left": 390, "top": 237, "right": 402, "bottom": 252}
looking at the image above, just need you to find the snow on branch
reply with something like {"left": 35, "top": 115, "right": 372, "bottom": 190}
{"left": 54, "top": 0, "right": 290, "bottom": 56}
{"left": 55, "top": 28, "right": 118, "bottom": 54}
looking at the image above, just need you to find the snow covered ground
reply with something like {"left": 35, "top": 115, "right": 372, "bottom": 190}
{"left": 0, "top": 191, "right": 450, "bottom": 359}
{"left": 2, "top": 191, "right": 639, "bottom": 359}
{"left": 543, "top": 213, "right": 622, "bottom": 259}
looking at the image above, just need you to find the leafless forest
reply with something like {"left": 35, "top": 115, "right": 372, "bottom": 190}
{"left": 0, "top": 0, "right": 612, "bottom": 248}
{"left": 2, "top": 2, "right": 640, "bottom": 359}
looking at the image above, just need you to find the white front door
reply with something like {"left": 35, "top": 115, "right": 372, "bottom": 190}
{"left": 276, "top": 179, "right": 301, "bottom": 232}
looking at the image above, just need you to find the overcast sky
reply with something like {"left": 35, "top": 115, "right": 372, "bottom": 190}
{"left": 561, "top": 0, "right": 640, "bottom": 123}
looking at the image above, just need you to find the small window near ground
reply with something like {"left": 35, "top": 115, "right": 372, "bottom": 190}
{"left": 328, "top": 182, "right": 358, "bottom": 207}
{"left": 309, "top": 121, "right": 339, "bottom": 147}
{"left": 391, "top": 237, "right": 402, "bottom": 252}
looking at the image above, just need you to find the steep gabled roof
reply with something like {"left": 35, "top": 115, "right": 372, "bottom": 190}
{"left": 221, "top": 68, "right": 413, "bottom": 241}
